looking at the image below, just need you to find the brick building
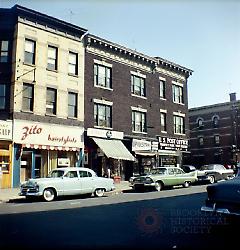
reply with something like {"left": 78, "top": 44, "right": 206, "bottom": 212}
{"left": 84, "top": 34, "right": 193, "bottom": 180}
{"left": 189, "top": 93, "right": 240, "bottom": 168}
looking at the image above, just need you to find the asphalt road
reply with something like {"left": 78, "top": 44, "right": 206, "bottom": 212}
{"left": 0, "top": 184, "right": 238, "bottom": 250}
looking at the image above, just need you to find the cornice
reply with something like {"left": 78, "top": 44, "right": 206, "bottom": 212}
{"left": 87, "top": 34, "right": 193, "bottom": 78}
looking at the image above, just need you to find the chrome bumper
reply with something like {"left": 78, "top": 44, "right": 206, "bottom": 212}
{"left": 201, "top": 205, "right": 240, "bottom": 216}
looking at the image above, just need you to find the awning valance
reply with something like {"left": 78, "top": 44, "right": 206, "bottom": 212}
{"left": 92, "top": 138, "right": 135, "bottom": 161}
{"left": 135, "top": 151, "right": 156, "bottom": 156}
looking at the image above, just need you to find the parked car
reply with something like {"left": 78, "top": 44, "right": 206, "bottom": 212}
{"left": 129, "top": 167, "right": 198, "bottom": 191}
{"left": 182, "top": 165, "right": 197, "bottom": 173}
{"left": 19, "top": 167, "right": 115, "bottom": 201}
{"left": 201, "top": 176, "right": 240, "bottom": 216}
{"left": 196, "top": 164, "right": 235, "bottom": 184}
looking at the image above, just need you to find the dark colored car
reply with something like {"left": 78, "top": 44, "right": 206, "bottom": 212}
{"left": 196, "top": 164, "right": 234, "bottom": 184}
{"left": 182, "top": 165, "right": 196, "bottom": 173}
{"left": 201, "top": 176, "right": 240, "bottom": 216}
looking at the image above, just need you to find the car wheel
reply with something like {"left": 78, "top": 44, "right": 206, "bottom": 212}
{"left": 94, "top": 188, "right": 105, "bottom": 197}
{"left": 43, "top": 188, "right": 55, "bottom": 202}
{"left": 155, "top": 181, "right": 163, "bottom": 191}
{"left": 183, "top": 181, "right": 190, "bottom": 188}
{"left": 209, "top": 175, "right": 215, "bottom": 184}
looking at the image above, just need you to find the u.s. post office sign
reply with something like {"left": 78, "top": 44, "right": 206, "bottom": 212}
{"left": 158, "top": 136, "right": 188, "bottom": 151}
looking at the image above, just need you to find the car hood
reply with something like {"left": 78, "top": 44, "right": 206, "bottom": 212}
{"left": 207, "top": 177, "right": 240, "bottom": 203}
{"left": 23, "top": 177, "right": 61, "bottom": 186}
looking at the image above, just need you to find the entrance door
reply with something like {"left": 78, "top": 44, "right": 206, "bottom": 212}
{"left": 35, "top": 155, "right": 42, "bottom": 178}
{"left": 20, "top": 151, "right": 32, "bottom": 182}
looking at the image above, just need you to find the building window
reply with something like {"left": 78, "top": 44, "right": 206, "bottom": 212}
{"left": 22, "top": 83, "right": 34, "bottom": 111}
{"left": 94, "top": 103, "right": 112, "bottom": 128}
{"left": 132, "top": 111, "right": 146, "bottom": 133}
{"left": 69, "top": 52, "right": 78, "bottom": 75}
{"left": 197, "top": 118, "right": 204, "bottom": 128}
{"left": 214, "top": 135, "right": 220, "bottom": 145}
{"left": 160, "top": 112, "right": 167, "bottom": 132}
{"left": 199, "top": 137, "right": 204, "bottom": 146}
{"left": 68, "top": 92, "right": 77, "bottom": 118}
{"left": 0, "top": 84, "right": 6, "bottom": 109}
{"left": 131, "top": 75, "right": 146, "bottom": 97}
{"left": 46, "top": 88, "right": 57, "bottom": 115}
{"left": 213, "top": 116, "right": 219, "bottom": 128}
{"left": 172, "top": 84, "right": 184, "bottom": 104}
{"left": 160, "top": 80, "right": 166, "bottom": 99}
{"left": 24, "top": 39, "right": 36, "bottom": 65}
{"left": 47, "top": 46, "right": 58, "bottom": 70}
{"left": 94, "top": 64, "right": 112, "bottom": 88}
{"left": 0, "top": 41, "right": 9, "bottom": 63}
{"left": 174, "top": 115, "right": 185, "bottom": 134}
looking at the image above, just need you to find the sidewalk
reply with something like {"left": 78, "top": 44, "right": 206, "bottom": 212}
{"left": 0, "top": 181, "right": 131, "bottom": 203}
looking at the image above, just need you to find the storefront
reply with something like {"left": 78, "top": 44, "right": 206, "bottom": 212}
{"left": 158, "top": 136, "right": 189, "bottom": 168}
{"left": 131, "top": 138, "right": 158, "bottom": 175}
{"left": 84, "top": 128, "right": 135, "bottom": 181}
{"left": 12, "top": 120, "right": 84, "bottom": 187}
{"left": 0, "top": 120, "right": 13, "bottom": 188}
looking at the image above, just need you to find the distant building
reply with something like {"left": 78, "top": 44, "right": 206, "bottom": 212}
{"left": 0, "top": 5, "right": 87, "bottom": 188}
{"left": 189, "top": 93, "right": 240, "bottom": 167}
{"left": 84, "top": 34, "right": 193, "bottom": 180}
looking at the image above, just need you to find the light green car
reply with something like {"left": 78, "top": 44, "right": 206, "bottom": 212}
{"left": 129, "top": 167, "right": 198, "bottom": 191}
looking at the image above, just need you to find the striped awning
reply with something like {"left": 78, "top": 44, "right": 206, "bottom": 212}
{"left": 22, "top": 144, "right": 80, "bottom": 151}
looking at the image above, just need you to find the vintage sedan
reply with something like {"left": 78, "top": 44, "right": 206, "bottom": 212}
{"left": 129, "top": 167, "right": 198, "bottom": 191}
{"left": 197, "top": 164, "right": 234, "bottom": 184}
{"left": 201, "top": 176, "right": 240, "bottom": 216}
{"left": 19, "top": 167, "right": 115, "bottom": 201}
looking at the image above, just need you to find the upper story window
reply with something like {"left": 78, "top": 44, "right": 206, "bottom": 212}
{"left": 172, "top": 84, "right": 184, "bottom": 104}
{"left": 94, "top": 64, "right": 112, "bottom": 89}
{"left": 68, "top": 92, "right": 78, "bottom": 118}
{"left": 0, "top": 84, "right": 6, "bottom": 109}
{"left": 174, "top": 115, "right": 185, "bottom": 134}
{"left": 160, "top": 112, "right": 167, "bottom": 132}
{"left": 47, "top": 45, "right": 58, "bottom": 71}
{"left": 159, "top": 79, "right": 166, "bottom": 99}
{"left": 198, "top": 136, "right": 204, "bottom": 146}
{"left": 0, "top": 41, "right": 9, "bottom": 63}
{"left": 22, "top": 83, "right": 34, "bottom": 112}
{"left": 69, "top": 52, "right": 78, "bottom": 75}
{"left": 46, "top": 87, "right": 57, "bottom": 115}
{"left": 212, "top": 116, "right": 219, "bottom": 128}
{"left": 131, "top": 75, "right": 146, "bottom": 97}
{"left": 132, "top": 111, "right": 147, "bottom": 133}
{"left": 24, "top": 39, "right": 36, "bottom": 65}
{"left": 94, "top": 103, "right": 112, "bottom": 128}
{"left": 197, "top": 118, "right": 204, "bottom": 128}
{"left": 214, "top": 135, "right": 220, "bottom": 145}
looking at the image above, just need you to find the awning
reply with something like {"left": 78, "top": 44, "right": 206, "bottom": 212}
{"left": 92, "top": 138, "right": 135, "bottom": 161}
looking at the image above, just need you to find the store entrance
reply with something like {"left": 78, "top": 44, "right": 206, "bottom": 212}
{"left": 20, "top": 151, "right": 32, "bottom": 182}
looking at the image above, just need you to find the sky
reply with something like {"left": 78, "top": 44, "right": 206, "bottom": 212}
{"left": 1, "top": 0, "right": 240, "bottom": 108}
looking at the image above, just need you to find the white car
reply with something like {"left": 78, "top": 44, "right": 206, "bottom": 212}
{"left": 19, "top": 167, "right": 115, "bottom": 201}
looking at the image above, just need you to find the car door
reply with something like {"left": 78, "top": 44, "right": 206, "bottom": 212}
{"left": 173, "top": 168, "right": 186, "bottom": 185}
{"left": 78, "top": 170, "right": 95, "bottom": 194}
{"left": 163, "top": 168, "right": 177, "bottom": 186}
{"left": 62, "top": 170, "right": 81, "bottom": 195}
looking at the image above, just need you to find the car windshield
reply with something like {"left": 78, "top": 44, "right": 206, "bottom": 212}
{"left": 47, "top": 170, "right": 65, "bottom": 178}
{"left": 200, "top": 165, "right": 214, "bottom": 170}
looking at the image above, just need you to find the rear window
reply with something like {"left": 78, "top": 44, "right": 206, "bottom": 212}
{"left": 200, "top": 165, "right": 214, "bottom": 170}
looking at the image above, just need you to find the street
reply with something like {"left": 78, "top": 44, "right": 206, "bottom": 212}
{"left": 0, "top": 184, "right": 238, "bottom": 250}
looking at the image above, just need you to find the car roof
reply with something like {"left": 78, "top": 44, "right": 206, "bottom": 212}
{"left": 51, "top": 167, "right": 93, "bottom": 171}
